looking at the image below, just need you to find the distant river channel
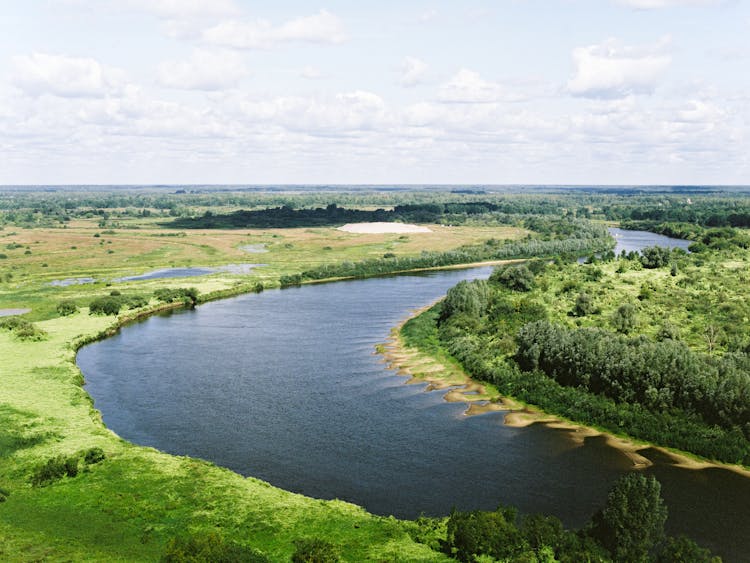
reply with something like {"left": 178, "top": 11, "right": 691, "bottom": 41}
{"left": 78, "top": 230, "right": 749, "bottom": 561}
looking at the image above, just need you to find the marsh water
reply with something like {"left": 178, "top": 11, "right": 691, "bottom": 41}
{"left": 78, "top": 230, "right": 749, "bottom": 560}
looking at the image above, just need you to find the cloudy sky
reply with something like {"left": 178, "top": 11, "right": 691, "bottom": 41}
{"left": 1, "top": 0, "right": 749, "bottom": 185}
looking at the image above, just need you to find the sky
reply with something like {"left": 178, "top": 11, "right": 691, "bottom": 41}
{"left": 1, "top": 0, "right": 749, "bottom": 185}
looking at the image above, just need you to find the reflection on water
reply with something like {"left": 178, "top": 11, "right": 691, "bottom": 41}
{"left": 77, "top": 231, "right": 749, "bottom": 561}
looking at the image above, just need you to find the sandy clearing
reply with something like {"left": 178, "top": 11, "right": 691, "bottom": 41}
{"left": 337, "top": 222, "right": 432, "bottom": 234}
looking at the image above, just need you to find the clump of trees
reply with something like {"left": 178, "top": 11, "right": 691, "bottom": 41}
{"left": 89, "top": 292, "right": 151, "bottom": 316}
{"left": 441, "top": 474, "right": 716, "bottom": 562}
{"left": 153, "top": 287, "right": 199, "bottom": 306}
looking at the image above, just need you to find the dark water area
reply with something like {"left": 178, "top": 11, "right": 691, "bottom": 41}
{"left": 77, "top": 231, "right": 750, "bottom": 561}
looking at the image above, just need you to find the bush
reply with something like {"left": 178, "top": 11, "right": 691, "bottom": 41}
{"left": 31, "top": 455, "right": 69, "bottom": 486}
{"left": 291, "top": 538, "right": 340, "bottom": 563}
{"left": 56, "top": 300, "right": 78, "bottom": 316}
{"left": 161, "top": 532, "right": 270, "bottom": 562}
{"left": 0, "top": 317, "right": 48, "bottom": 341}
{"left": 109, "top": 289, "right": 121, "bottom": 296}
{"left": 153, "top": 287, "right": 199, "bottom": 305}
{"left": 89, "top": 297, "right": 121, "bottom": 316}
{"left": 83, "top": 446, "right": 106, "bottom": 465}
{"left": 0, "top": 486, "right": 9, "bottom": 502}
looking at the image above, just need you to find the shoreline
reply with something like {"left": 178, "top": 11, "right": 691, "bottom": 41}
{"left": 379, "top": 303, "right": 750, "bottom": 477}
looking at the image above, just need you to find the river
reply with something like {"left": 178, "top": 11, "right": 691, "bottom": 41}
{"left": 77, "top": 230, "right": 749, "bottom": 560}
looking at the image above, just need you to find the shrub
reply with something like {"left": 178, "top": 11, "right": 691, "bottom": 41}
{"left": 0, "top": 253, "right": 7, "bottom": 259}
{"left": 123, "top": 295, "right": 148, "bottom": 309}
{"left": 154, "top": 287, "right": 199, "bottom": 305}
{"left": 0, "top": 317, "right": 47, "bottom": 341}
{"left": 161, "top": 532, "right": 270, "bottom": 562}
{"left": 83, "top": 447, "right": 106, "bottom": 465}
{"left": 291, "top": 538, "right": 340, "bottom": 563}
{"left": 31, "top": 455, "right": 68, "bottom": 487}
{"left": 89, "top": 297, "right": 121, "bottom": 316}
{"left": 0, "top": 486, "right": 9, "bottom": 502}
{"left": 56, "top": 300, "right": 78, "bottom": 316}
{"left": 64, "top": 456, "right": 78, "bottom": 478}
{"left": 109, "top": 289, "right": 121, "bottom": 296}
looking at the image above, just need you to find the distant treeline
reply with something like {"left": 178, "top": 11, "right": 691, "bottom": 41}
{"left": 280, "top": 221, "right": 614, "bottom": 286}
{"left": 167, "top": 201, "right": 567, "bottom": 229}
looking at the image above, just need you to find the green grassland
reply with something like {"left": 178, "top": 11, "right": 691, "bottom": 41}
{"left": 0, "top": 214, "right": 531, "bottom": 561}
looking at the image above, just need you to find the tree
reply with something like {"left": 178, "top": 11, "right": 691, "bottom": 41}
{"left": 491, "top": 265, "right": 535, "bottom": 292}
{"left": 590, "top": 474, "right": 667, "bottom": 562}
{"left": 56, "top": 300, "right": 78, "bottom": 316}
{"left": 89, "top": 297, "right": 121, "bottom": 316}
{"left": 610, "top": 303, "right": 638, "bottom": 334}
{"left": 573, "top": 292, "right": 596, "bottom": 317}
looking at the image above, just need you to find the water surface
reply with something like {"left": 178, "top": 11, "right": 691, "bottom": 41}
{"left": 78, "top": 231, "right": 749, "bottom": 561}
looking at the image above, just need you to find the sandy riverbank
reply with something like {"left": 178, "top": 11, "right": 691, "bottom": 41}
{"left": 379, "top": 304, "right": 750, "bottom": 476}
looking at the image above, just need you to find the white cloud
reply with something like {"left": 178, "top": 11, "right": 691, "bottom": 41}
{"left": 11, "top": 53, "right": 126, "bottom": 98}
{"left": 438, "top": 69, "right": 533, "bottom": 103}
{"left": 400, "top": 57, "right": 429, "bottom": 87}
{"left": 158, "top": 50, "right": 247, "bottom": 90}
{"left": 616, "top": 0, "right": 720, "bottom": 8}
{"left": 202, "top": 10, "right": 346, "bottom": 50}
{"left": 567, "top": 37, "right": 672, "bottom": 98}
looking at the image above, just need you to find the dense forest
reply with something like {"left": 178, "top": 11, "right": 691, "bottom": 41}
{"left": 416, "top": 223, "right": 750, "bottom": 466}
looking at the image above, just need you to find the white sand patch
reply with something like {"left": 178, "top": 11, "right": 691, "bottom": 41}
{"left": 337, "top": 222, "right": 432, "bottom": 234}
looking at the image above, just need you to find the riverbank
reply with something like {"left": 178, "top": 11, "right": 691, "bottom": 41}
{"left": 382, "top": 303, "right": 750, "bottom": 478}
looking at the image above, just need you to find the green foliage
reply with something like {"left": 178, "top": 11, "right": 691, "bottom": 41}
{"left": 640, "top": 246, "right": 674, "bottom": 268}
{"left": 444, "top": 506, "right": 526, "bottom": 562}
{"left": 440, "top": 280, "right": 491, "bottom": 321}
{"left": 572, "top": 292, "right": 596, "bottom": 317}
{"left": 610, "top": 302, "right": 638, "bottom": 334}
{"left": 153, "top": 287, "right": 199, "bottom": 306}
{"left": 490, "top": 264, "right": 535, "bottom": 291}
{"left": 0, "top": 316, "right": 48, "bottom": 341}
{"left": 291, "top": 538, "right": 341, "bottom": 562}
{"left": 655, "top": 535, "right": 720, "bottom": 563}
{"left": 56, "top": 299, "right": 78, "bottom": 316}
{"left": 589, "top": 474, "right": 667, "bottom": 562}
{"left": 31, "top": 454, "right": 79, "bottom": 487}
{"left": 83, "top": 446, "right": 106, "bottom": 465}
{"left": 0, "top": 486, "right": 9, "bottom": 502}
{"left": 161, "top": 532, "right": 270, "bottom": 562}
{"left": 89, "top": 297, "right": 121, "bottom": 316}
